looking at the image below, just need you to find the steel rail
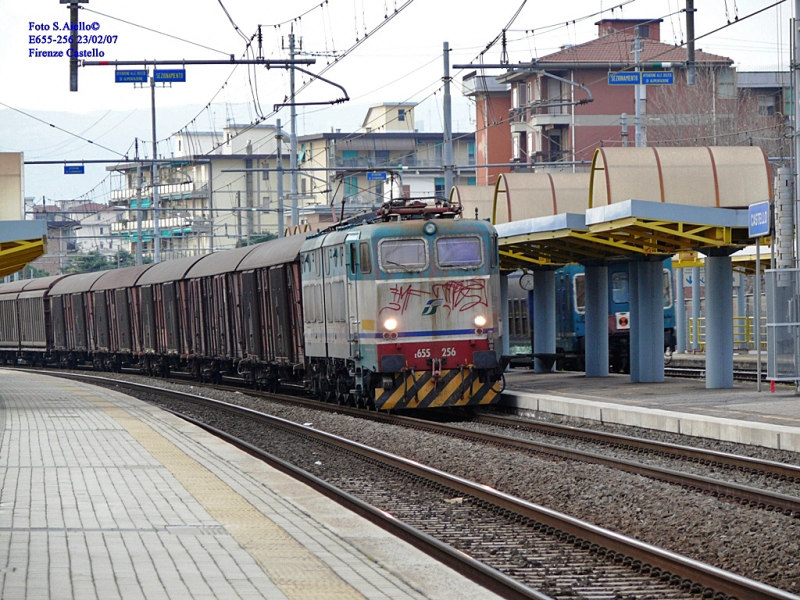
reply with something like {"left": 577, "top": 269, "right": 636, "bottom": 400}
{"left": 36, "top": 371, "right": 800, "bottom": 600}
{"left": 32, "top": 370, "right": 800, "bottom": 514}
{"left": 475, "top": 412, "right": 800, "bottom": 482}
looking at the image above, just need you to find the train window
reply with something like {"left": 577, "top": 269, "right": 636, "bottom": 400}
{"left": 360, "top": 242, "right": 372, "bottom": 274}
{"left": 349, "top": 244, "right": 357, "bottom": 275}
{"left": 573, "top": 274, "right": 585, "bottom": 314}
{"left": 436, "top": 236, "right": 483, "bottom": 268}
{"left": 663, "top": 269, "right": 673, "bottom": 309}
{"left": 611, "top": 272, "right": 629, "bottom": 304}
{"left": 379, "top": 238, "right": 428, "bottom": 272}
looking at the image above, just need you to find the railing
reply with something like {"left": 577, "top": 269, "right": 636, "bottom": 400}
{"left": 687, "top": 316, "right": 767, "bottom": 351}
{"left": 110, "top": 181, "right": 208, "bottom": 202}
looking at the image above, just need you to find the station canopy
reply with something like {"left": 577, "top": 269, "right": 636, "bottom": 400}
{"left": 477, "top": 147, "right": 771, "bottom": 270}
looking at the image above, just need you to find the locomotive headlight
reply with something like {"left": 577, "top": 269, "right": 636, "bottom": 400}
{"left": 383, "top": 317, "right": 398, "bottom": 331}
{"left": 423, "top": 221, "right": 437, "bottom": 236}
{"left": 473, "top": 315, "right": 487, "bottom": 328}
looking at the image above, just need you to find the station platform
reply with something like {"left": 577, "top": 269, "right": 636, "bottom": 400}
{"left": 0, "top": 369, "right": 500, "bottom": 600}
{"left": 501, "top": 362, "right": 800, "bottom": 453}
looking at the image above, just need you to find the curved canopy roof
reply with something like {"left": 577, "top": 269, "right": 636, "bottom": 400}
{"left": 493, "top": 172, "right": 590, "bottom": 224}
{"left": 589, "top": 146, "right": 772, "bottom": 209}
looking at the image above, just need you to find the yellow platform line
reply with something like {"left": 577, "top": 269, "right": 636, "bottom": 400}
{"left": 77, "top": 389, "right": 366, "bottom": 600}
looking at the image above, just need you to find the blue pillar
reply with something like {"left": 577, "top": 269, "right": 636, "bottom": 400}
{"left": 532, "top": 270, "right": 556, "bottom": 373}
{"left": 632, "top": 261, "right": 665, "bottom": 383}
{"left": 705, "top": 255, "right": 733, "bottom": 388}
{"left": 691, "top": 266, "right": 701, "bottom": 351}
{"left": 584, "top": 265, "right": 609, "bottom": 377}
{"left": 629, "top": 262, "right": 640, "bottom": 381}
{"left": 500, "top": 274, "right": 510, "bottom": 358}
{"left": 675, "top": 267, "right": 686, "bottom": 354}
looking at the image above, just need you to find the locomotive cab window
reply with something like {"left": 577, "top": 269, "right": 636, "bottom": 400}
{"left": 436, "top": 236, "right": 483, "bottom": 268}
{"left": 379, "top": 238, "right": 428, "bottom": 272}
{"left": 359, "top": 242, "right": 371, "bottom": 274}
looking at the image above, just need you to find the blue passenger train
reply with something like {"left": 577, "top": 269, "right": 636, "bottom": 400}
{"left": 508, "top": 260, "right": 676, "bottom": 372}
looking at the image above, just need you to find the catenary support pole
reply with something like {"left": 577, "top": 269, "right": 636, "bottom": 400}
{"left": 705, "top": 254, "right": 734, "bottom": 388}
{"left": 289, "top": 29, "right": 299, "bottom": 228}
{"left": 532, "top": 271, "right": 556, "bottom": 373}
{"left": 584, "top": 265, "right": 609, "bottom": 377}
{"left": 443, "top": 42, "right": 454, "bottom": 196}
{"left": 277, "top": 119, "right": 285, "bottom": 237}
{"left": 136, "top": 163, "right": 143, "bottom": 266}
{"left": 151, "top": 75, "right": 160, "bottom": 263}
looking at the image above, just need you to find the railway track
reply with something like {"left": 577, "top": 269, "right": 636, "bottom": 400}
{"left": 665, "top": 367, "right": 761, "bottom": 381}
{"left": 28, "top": 368, "right": 800, "bottom": 515}
{"left": 30, "top": 370, "right": 800, "bottom": 600}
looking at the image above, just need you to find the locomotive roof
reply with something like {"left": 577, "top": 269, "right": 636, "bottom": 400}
{"left": 49, "top": 271, "right": 107, "bottom": 296}
{"left": 236, "top": 234, "right": 308, "bottom": 271}
{"left": 92, "top": 263, "right": 156, "bottom": 291}
{"left": 136, "top": 255, "right": 206, "bottom": 285}
{"left": 184, "top": 244, "right": 258, "bottom": 279}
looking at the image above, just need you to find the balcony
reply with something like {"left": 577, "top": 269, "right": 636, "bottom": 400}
{"left": 510, "top": 104, "right": 571, "bottom": 128}
{"left": 111, "top": 181, "right": 208, "bottom": 204}
{"left": 330, "top": 156, "right": 444, "bottom": 170}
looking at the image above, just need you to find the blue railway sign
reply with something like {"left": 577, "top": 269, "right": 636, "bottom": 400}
{"left": 608, "top": 72, "right": 640, "bottom": 85}
{"left": 641, "top": 71, "right": 674, "bottom": 85}
{"left": 154, "top": 69, "right": 186, "bottom": 82}
{"left": 64, "top": 165, "right": 84, "bottom": 175}
{"left": 367, "top": 172, "right": 387, "bottom": 181}
{"left": 115, "top": 69, "right": 148, "bottom": 83}
{"left": 748, "top": 200, "right": 771, "bottom": 238}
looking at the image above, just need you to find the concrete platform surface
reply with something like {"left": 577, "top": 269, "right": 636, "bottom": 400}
{"left": 501, "top": 367, "right": 800, "bottom": 452}
{"left": 0, "top": 369, "right": 501, "bottom": 600}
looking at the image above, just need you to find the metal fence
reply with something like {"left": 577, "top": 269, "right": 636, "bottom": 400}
{"left": 687, "top": 316, "right": 767, "bottom": 351}
{"left": 766, "top": 268, "right": 800, "bottom": 382}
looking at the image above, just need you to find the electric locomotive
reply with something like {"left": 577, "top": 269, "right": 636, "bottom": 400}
{"left": 302, "top": 200, "right": 506, "bottom": 410}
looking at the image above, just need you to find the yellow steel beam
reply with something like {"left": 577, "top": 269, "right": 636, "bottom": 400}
{"left": 0, "top": 238, "right": 45, "bottom": 278}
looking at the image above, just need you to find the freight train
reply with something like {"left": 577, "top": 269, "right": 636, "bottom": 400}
{"left": 507, "top": 260, "right": 676, "bottom": 372}
{"left": 0, "top": 200, "right": 506, "bottom": 410}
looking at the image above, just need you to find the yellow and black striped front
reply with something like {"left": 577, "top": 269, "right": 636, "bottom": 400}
{"left": 375, "top": 367, "right": 501, "bottom": 410}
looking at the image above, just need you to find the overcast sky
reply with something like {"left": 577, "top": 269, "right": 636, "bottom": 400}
{"left": 0, "top": 0, "right": 793, "bottom": 200}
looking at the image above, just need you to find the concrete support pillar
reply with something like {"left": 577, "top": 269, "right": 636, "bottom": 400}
{"left": 691, "top": 266, "right": 701, "bottom": 351}
{"left": 705, "top": 255, "right": 734, "bottom": 388}
{"left": 636, "top": 261, "right": 665, "bottom": 382}
{"left": 675, "top": 267, "right": 686, "bottom": 354}
{"left": 500, "top": 274, "right": 510, "bottom": 358}
{"left": 584, "top": 265, "right": 609, "bottom": 377}
{"left": 629, "top": 262, "right": 640, "bottom": 381}
{"left": 532, "top": 270, "right": 556, "bottom": 373}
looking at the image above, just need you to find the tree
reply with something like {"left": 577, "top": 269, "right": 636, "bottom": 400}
{"left": 61, "top": 249, "right": 151, "bottom": 274}
{"left": 24, "top": 265, "right": 50, "bottom": 279}
{"left": 646, "top": 66, "right": 787, "bottom": 158}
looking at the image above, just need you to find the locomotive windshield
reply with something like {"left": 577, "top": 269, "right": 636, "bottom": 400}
{"left": 379, "top": 238, "right": 428, "bottom": 272}
{"left": 436, "top": 236, "right": 483, "bottom": 268}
